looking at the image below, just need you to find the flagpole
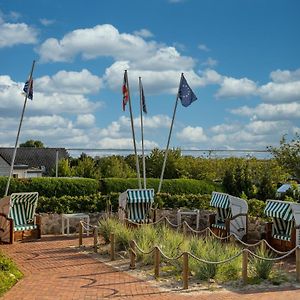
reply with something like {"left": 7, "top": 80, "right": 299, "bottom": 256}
{"left": 139, "top": 77, "right": 146, "bottom": 189}
{"left": 158, "top": 73, "right": 183, "bottom": 193}
{"left": 126, "top": 70, "right": 142, "bottom": 189}
{"left": 4, "top": 60, "right": 36, "bottom": 197}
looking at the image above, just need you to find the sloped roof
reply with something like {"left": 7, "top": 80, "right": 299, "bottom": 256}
{"left": 0, "top": 147, "right": 69, "bottom": 174}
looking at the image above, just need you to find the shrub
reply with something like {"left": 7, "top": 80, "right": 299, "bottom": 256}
{"left": 250, "top": 246, "right": 274, "bottom": 280}
{"left": 100, "top": 178, "right": 222, "bottom": 195}
{"left": 0, "top": 177, "right": 99, "bottom": 197}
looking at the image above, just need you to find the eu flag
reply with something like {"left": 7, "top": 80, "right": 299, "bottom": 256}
{"left": 23, "top": 79, "right": 33, "bottom": 100}
{"left": 178, "top": 74, "right": 197, "bottom": 107}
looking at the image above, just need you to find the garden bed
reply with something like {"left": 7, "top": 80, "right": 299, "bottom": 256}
{"left": 78, "top": 218, "right": 300, "bottom": 294}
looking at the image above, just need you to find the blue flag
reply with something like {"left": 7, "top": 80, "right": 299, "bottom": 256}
{"left": 141, "top": 81, "right": 147, "bottom": 114}
{"left": 23, "top": 79, "right": 33, "bottom": 100}
{"left": 178, "top": 74, "right": 197, "bottom": 107}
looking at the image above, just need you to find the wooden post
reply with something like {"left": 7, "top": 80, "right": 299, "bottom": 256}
{"left": 130, "top": 240, "right": 136, "bottom": 269}
{"left": 94, "top": 227, "right": 98, "bottom": 253}
{"left": 242, "top": 250, "right": 248, "bottom": 285}
{"left": 260, "top": 240, "right": 266, "bottom": 254}
{"left": 183, "top": 221, "right": 187, "bottom": 236}
{"left": 110, "top": 233, "right": 115, "bottom": 261}
{"left": 154, "top": 246, "right": 160, "bottom": 278}
{"left": 79, "top": 222, "right": 83, "bottom": 247}
{"left": 182, "top": 252, "right": 189, "bottom": 289}
{"left": 296, "top": 246, "right": 300, "bottom": 282}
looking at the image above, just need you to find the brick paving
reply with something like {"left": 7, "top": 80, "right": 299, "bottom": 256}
{"left": 1, "top": 235, "right": 300, "bottom": 299}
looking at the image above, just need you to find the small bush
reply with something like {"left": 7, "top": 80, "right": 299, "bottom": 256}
{"left": 250, "top": 247, "right": 274, "bottom": 280}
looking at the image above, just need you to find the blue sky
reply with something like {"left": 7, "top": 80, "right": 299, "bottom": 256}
{"left": 0, "top": 0, "right": 300, "bottom": 155}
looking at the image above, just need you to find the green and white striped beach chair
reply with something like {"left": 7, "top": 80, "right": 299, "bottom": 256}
{"left": 209, "top": 191, "right": 248, "bottom": 239}
{"left": 0, "top": 192, "right": 41, "bottom": 244}
{"left": 264, "top": 200, "right": 300, "bottom": 245}
{"left": 118, "top": 189, "right": 155, "bottom": 224}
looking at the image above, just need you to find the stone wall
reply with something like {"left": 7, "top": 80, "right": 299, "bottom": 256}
{"left": 39, "top": 209, "right": 266, "bottom": 241}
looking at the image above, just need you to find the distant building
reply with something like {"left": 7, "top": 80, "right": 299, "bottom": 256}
{"left": 0, "top": 147, "right": 68, "bottom": 178}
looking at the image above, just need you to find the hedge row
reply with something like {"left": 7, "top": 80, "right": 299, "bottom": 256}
{"left": 0, "top": 177, "right": 221, "bottom": 197}
{"left": 36, "top": 192, "right": 266, "bottom": 219}
{"left": 0, "top": 177, "right": 99, "bottom": 197}
{"left": 99, "top": 178, "right": 222, "bottom": 195}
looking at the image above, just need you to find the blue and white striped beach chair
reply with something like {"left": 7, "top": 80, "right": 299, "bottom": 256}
{"left": 209, "top": 191, "right": 248, "bottom": 239}
{"left": 264, "top": 199, "right": 300, "bottom": 251}
{"left": 0, "top": 192, "right": 41, "bottom": 243}
{"left": 118, "top": 189, "right": 155, "bottom": 224}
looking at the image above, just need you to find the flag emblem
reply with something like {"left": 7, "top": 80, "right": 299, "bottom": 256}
{"left": 178, "top": 74, "right": 197, "bottom": 107}
{"left": 23, "top": 79, "right": 33, "bottom": 100}
{"left": 122, "top": 72, "right": 129, "bottom": 111}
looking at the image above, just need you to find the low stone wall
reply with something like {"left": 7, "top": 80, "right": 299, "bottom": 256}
{"left": 39, "top": 209, "right": 266, "bottom": 240}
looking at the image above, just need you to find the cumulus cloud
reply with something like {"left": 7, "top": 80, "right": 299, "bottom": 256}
{"left": 133, "top": 28, "right": 154, "bottom": 38}
{"left": 35, "top": 69, "right": 102, "bottom": 94}
{"left": 198, "top": 44, "right": 210, "bottom": 52}
{"left": 76, "top": 114, "right": 96, "bottom": 128}
{"left": 177, "top": 126, "right": 207, "bottom": 143}
{"left": 216, "top": 77, "right": 257, "bottom": 98}
{"left": 0, "top": 74, "right": 100, "bottom": 117}
{"left": 231, "top": 102, "right": 300, "bottom": 120}
{"left": 0, "top": 22, "right": 38, "bottom": 47}
{"left": 39, "top": 18, "right": 55, "bottom": 26}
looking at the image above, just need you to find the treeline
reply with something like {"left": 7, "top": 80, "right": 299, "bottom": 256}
{"left": 55, "top": 148, "right": 289, "bottom": 201}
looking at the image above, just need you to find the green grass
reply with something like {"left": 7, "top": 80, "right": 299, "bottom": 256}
{"left": 0, "top": 251, "right": 23, "bottom": 296}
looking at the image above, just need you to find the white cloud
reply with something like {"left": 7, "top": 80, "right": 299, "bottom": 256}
{"left": 198, "top": 44, "right": 210, "bottom": 52}
{"left": 35, "top": 69, "right": 102, "bottom": 94}
{"left": 0, "top": 22, "right": 38, "bottom": 47}
{"left": 198, "top": 69, "right": 223, "bottom": 86}
{"left": 177, "top": 126, "right": 207, "bottom": 143}
{"left": 133, "top": 29, "right": 154, "bottom": 38}
{"left": 216, "top": 77, "right": 257, "bottom": 98}
{"left": 270, "top": 69, "right": 300, "bottom": 83}
{"left": 76, "top": 114, "right": 96, "bottom": 128}
{"left": 201, "top": 57, "right": 218, "bottom": 67}
{"left": 258, "top": 81, "right": 300, "bottom": 102}
{"left": 231, "top": 102, "right": 300, "bottom": 120}
{"left": 39, "top": 18, "right": 55, "bottom": 26}
{"left": 210, "top": 123, "right": 240, "bottom": 134}
{"left": 0, "top": 75, "right": 100, "bottom": 116}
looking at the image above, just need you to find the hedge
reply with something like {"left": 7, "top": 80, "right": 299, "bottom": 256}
{"left": 36, "top": 192, "right": 266, "bottom": 219}
{"left": 0, "top": 177, "right": 99, "bottom": 197}
{"left": 100, "top": 178, "right": 222, "bottom": 195}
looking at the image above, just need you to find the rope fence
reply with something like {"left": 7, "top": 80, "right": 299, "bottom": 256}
{"left": 78, "top": 217, "right": 300, "bottom": 289}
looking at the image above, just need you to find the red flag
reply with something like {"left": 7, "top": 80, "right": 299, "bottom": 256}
{"left": 122, "top": 71, "right": 129, "bottom": 111}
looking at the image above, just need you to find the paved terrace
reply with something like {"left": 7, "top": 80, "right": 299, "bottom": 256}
{"left": 1, "top": 235, "right": 299, "bottom": 300}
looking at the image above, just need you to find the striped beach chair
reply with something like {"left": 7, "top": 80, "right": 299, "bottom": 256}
{"left": 264, "top": 199, "right": 300, "bottom": 251}
{"left": 0, "top": 192, "right": 41, "bottom": 244}
{"left": 118, "top": 189, "right": 155, "bottom": 224}
{"left": 209, "top": 191, "right": 248, "bottom": 239}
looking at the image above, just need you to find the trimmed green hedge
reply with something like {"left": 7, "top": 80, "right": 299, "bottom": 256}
{"left": 36, "top": 191, "right": 266, "bottom": 219}
{"left": 100, "top": 178, "right": 222, "bottom": 195}
{"left": 0, "top": 177, "right": 99, "bottom": 197}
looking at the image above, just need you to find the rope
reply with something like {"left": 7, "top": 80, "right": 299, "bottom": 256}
{"left": 164, "top": 217, "right": 181, "bottom": 228}
{"left": 189, "top": 250, "right": 243, "bottom": 265}
{"left": 245, "top": 247, "right": 297, "bottom": 261}
{"left": 183, "top": 221, "right": 209, "bottom": 234}
{"left": 80, "top": 220, "right": 96, "bottom": 231}
{"left": 131, "top": 240, "right": 156, "bottom": 255}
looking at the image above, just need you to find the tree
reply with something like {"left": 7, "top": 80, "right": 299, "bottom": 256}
{"left": 268, "top": 134, "right": 300, "bottom": 179}
{"left": 20, "top": 139, "right": 44, "bottom": 148}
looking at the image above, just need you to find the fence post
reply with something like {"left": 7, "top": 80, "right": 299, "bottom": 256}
{"left": 182, "top": 252, "right": 189, "bottom": 290}
{"left": 130, "top": 240, "right": 136, "bottom": 269}
{"left": 94, "top": 227, "right": 98, "bottom": 253}
{"left": 260, "top": 240, "right": 266, "bottom": 253}
{"left": 110, "top": 233, "right": 115, "bottom": 261}
{"left": 242, "top": 250, "right": 248, "bottom": 285}
{"left": 296, "top": 246, "right": 300, "bottom": 282}
{"left": 183, "top": 221, "right": 187, "bottom": 236}
{"left": 79, "top": 221, "right": 83, "bottom": 247}
{"left": 154, "top": 246, "right": 160, "bottom": 278}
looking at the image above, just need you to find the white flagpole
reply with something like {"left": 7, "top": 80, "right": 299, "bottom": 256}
{"left": 4, "top": 60, "right": 36, "bottom": 196}
{"left": 139, "top": 77, "right": 146, "bottom": 189}
{"left": 125, "top": 70, "right": 142, "bottom": 189}
{"left": 158, "top": 73, "right": 183, "bottom": 193}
